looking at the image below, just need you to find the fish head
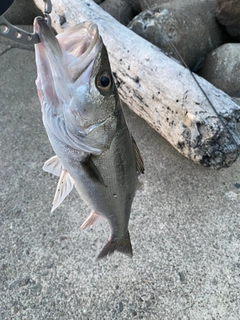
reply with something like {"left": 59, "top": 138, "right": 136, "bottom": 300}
{"left": 34, "top": 17, "right": 120, "bottom": 144}
{"left": 80, "top": 42, "right": 121, "bottom": 127}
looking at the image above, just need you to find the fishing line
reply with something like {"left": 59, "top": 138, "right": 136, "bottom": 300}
{"left": 142, "top": 0, "right": 240, "bottom": 153}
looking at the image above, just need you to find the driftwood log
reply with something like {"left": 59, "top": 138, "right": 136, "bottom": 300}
{"left": 34, "top": 0, "right": 240, "bottom": 168}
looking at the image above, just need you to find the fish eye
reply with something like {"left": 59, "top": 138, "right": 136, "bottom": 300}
{"left": 100, "top": 75, "right": 110, "bottom": 87}
{"left": 96, "top": 71, "right": 112, "bottom": 94}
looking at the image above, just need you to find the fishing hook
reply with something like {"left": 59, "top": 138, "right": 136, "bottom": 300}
{"left": 0, "top": 0, "right": 52, "bottom": 45}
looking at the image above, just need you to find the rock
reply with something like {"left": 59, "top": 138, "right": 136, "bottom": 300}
{"left": 199, "top": 43, "right": 240, "bottom": 97}
{"left": 100, "top": 0, "right": 134, "bottom": 25}
{"left": 4, "top": 0, "right": 42, "bottom": 25}
{"left": 128, "top": 0, "right": 226, "bottom": 70}
{"left": 128, "top": 0, "right": 142, "bottom": 14}
{"left": 93, "top": 0, "right": 103, "bottom": 3}
{"left": 216, "top": 0, "right": 240, "bottom": 40}
{"left": 233, "top": 98, "right": 240, "bottom": 106}
{"left": 139, "top": 0, "right": 172, "bottom": 10}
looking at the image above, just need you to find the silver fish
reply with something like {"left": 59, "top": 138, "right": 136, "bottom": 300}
{"left": 34, "top": 17, "right": 144, "bottom": 259}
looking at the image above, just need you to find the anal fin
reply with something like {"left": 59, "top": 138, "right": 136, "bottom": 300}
{"left": 80, "top": 211, "right": 100, "bottom": 230}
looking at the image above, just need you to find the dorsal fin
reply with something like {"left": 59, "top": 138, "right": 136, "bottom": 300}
{"left": 132, "top": 136, "right": 144, "bottom": 175}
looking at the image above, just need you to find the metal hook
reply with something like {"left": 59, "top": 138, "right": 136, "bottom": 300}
{"left": 0, "top": 15, "right": 40, "bottom": 44}
{"left": 0, "top": 0, "right": 52, "bottom": 45}
{"left": 43, "top": 0, "right": 52, "bottom": 15}
{"left": 43, "top": 0, "right": 52, "bottom": 27}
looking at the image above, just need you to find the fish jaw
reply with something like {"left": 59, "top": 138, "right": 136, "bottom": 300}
{"left": 56, "top": 21, "right": 103, "bottom": 83}
{"left": 34, "top": 17, "right": 63, "bottom": 109}
{"left": 34, "top": 17, "right": 103, "bottom": 108}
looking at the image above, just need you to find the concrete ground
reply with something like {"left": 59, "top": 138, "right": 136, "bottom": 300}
{"left": 1, "top": 26, "right": 240, "bottom": 320}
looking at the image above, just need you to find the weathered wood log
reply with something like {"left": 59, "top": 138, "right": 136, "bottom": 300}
{"left": 34, "top": 0, "right": 240, "bottom": 168}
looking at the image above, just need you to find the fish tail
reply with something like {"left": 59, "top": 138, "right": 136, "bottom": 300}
{"left": 96, "top": 232, "right": 133, "bottom": 260}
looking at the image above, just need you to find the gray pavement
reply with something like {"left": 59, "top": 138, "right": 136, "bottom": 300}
{"left": 1, "top": 28, "right": 240, "bottom": 320}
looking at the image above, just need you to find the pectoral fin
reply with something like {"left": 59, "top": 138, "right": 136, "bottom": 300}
{"left": 43, "top": 155, "right": 62, "bottom": 176}
{"left": 51, "top": 169, "right": 74, "bottom": 212}
{"left": 80, "top": 155, "right": 105, "bottom": 185}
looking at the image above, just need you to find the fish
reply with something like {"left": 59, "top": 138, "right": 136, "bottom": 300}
{"left": 33, "top": 17, "right": 144, "bottom": 259}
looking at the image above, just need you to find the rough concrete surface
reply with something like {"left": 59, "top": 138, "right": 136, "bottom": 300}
{"left": 1, "top": 32, "right": 240, "bottom": 320}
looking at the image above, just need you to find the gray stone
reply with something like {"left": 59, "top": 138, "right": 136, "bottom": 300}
{"left": 199, "top": 43, "right": 240, "bottom": 97}
{"left": 233, "top": 97, "right": 240, "bottom": 106}
{"left": 4, "top": 0, "right": 42, "bottom": 25}
{"left": 117, "top": 301, "right": 123, "bottom": 312}
{"left": 100, "top": 0, "right": 134, "bottom": 25}
{"left": 139, "top": 0, "right": 172, "bottom": 10}
{"left": 216, "top": 0, "right": 240, "bottom": 40}
{"left": 128, "top": 0, "right": 226, "bottom": 70}
{"left": 0, "top": 43, "right": 11, "bottom": 56}
{"left": 128, "top": 0, "right": 142, "bottom": 13}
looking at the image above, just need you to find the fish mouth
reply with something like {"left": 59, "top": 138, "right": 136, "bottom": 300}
{"left": 34, "top": 17, "right": 103, "bottom": 83}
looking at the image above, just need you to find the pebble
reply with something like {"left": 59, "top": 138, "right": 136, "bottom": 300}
{"left": 117, "top": 301, "right": 123, "bottom": 313}
{"left": 128, "top": 0, "right": 225, "bottom": 70}
{"left": 8, "top": 277, "right": 31, "bottom": 289}
{"left": 31, "top": 283, "right": 42, "bottom": 293}
{"left": 178, "top": 271, "right": 186, "bottom": 283}
{"left": 130, "top": 309, "right": 138, "bottom": 316}
{"left": 225, "top": 191, "right": 238, "bottom": 200}
{"left": 199, "top": 43, "right": 240, "bottom": 97}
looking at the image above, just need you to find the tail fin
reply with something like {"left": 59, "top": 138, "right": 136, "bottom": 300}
{"left": 97, "top": 232, "right": 133, "bottom": 260}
